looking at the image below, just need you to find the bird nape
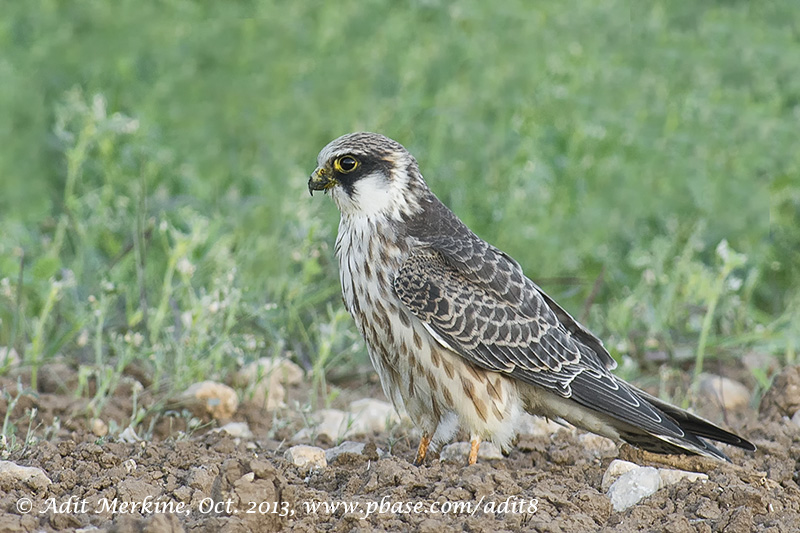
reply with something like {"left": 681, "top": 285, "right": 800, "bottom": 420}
{"left": 309, "top": 131, "right": 755, "bottom": 465}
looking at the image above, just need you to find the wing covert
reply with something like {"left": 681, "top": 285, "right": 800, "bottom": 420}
{"left": 394, "top": 247, "right": 600, "bottom": 396}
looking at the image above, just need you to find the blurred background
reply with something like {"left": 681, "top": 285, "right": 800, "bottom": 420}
{"left": 1, "top": 0, "right": 798, "bottom": 411}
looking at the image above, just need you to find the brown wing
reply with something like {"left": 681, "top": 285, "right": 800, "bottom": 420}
{"left": 393, "top": 246, "right": 612, "bottom": 397}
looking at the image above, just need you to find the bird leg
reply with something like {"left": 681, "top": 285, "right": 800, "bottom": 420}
{"left": 468, "top": 436, "right": 481, "bottom": 465}
{"left": 413, "top": 433, "right": 432, "bottom": 466}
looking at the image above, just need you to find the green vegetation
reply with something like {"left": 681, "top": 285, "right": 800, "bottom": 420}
{"left": 1, "top": 0, "right": 798, "bottom": 424}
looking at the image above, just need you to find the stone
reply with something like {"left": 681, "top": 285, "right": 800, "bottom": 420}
{"left": 215, "top": 421, "right": 253, "bottom": 439}
{"left": 603, "top": 459, "right": 709, "bottom": 511}
{"left": 0, "top": 460, "right": 51, "bottom": 491}
{"left": 658, "top": 467, "right": 708, "bottom": 487}
{"left": 325, "top": 441, "right": 386, "bottom": 463}
{"left": 293, "top": 401, "right": 403, "bottom": 443}
{"left": 181, "top": 381, "right": 239, "bottom": 420}
{"left": 698, "top": 373, "right": 751, "bottom": 411}
{"left": 284, "top": 445, "right": 327, "bottom": 470}
{"left": 90, "top": 418, "right": 108, "bottom": 437}
{"left": 607, "top": 466, "right": 661, "bottom": 512}
{"left": 440, "top": 441, "right": 503, "bottom": 462}
{"left": 236, "top": 357, "right": 304, "bottom": 410}
{"left": 348, "top": 398, "right": 401, "bottom": 433}
{"left": 292, "top": 400, "right": 402, "bottom": 443}
{"left": 602, "top": 460, "right": 640, "bottom": 492}
{"left": 122, "top": 459, "right": 137, "bottom": 473}
{"left": 292, "top": 409, "right": 349, "bottom": 442}
{"left": 325, "top": 441, "right": 366, "bottom": 462}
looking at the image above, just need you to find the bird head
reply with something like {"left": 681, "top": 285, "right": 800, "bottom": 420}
{"left": 309, "top": 132, "right": 427, "bottom": 218}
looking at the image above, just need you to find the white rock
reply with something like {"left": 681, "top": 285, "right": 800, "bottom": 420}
{"left": 698, "top": 373, "right": 751, "bottom": 410}
{"left": 440, "top": 441, "right": 504, "bottom": 462}
{"left": 658, "top": 468, "right": 708, "bottom": 486}
{"left": 122, "top": 459, "right": 137, "bottom": 473}
{"left": 284, "top": 445, "right": 327, "bottom": 470}
{"left": 325, "top": 441, "right": 366, "bottom": 462}
{"left": 236, "top": 357, "right": 304, "bottom": 410}
{"left": 602, "top": 460, "right": 641, "bottom": 492}
{"left": 292, "top": 408, "right": 349, "bottom": 442}
{"left": 236, "top": 472, "right": 255, "bottom": 484}
{"left": 607, "top": 466, "right": 661, "bottom": 512}
{"left": 293, "top": 401, "right": 402, "bottom": 443}
{"left": 0, "top": 460, "right": 51, "bottom": 491}
{"left": 215, "top": 421, "right": 253, "bottom": 439}
{"left": 792, "top": 410, "right": 800, "bottom": 428}
{"left": 256, "top": 382, "right": 287, "bottom": 411}
{"left": 90, "top": 418, "right": 108, "bottom": 437}
{"left": 516, "top": 412, "right": 572, "bottom": 437}
{"left": 348, "top": 399, "right": 401, "bottom": 433}
{"left": 261, "top": 357, "right": 304, "bottom": 385}
{"left": 291, "top": 428, "right": 311, "bottom": 442}
{"left": 603, "top": 459, "right": 709, "bottom": 511}
{"left": 182, "top": 381, "right": 239, "bottom": 420}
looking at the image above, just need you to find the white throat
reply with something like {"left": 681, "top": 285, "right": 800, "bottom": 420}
{"left": 333, "top": 172, "right": 394, "bottom": 218}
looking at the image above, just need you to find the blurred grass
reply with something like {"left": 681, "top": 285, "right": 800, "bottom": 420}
{"left": 0, "top": 0, "right": 799, "bottom": 406}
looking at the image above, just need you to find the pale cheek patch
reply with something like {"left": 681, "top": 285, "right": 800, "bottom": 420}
{"left": 348, "top": 173, "right": 394, "bottom": 216}
{"left": 332, "top": 165, "right": 418, "bottom": 220}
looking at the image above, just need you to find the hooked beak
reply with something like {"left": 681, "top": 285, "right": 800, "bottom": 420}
{"left": 308, "top": 167, "right": 337, "bottom": 196}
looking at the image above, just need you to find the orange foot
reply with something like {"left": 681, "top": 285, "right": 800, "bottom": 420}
{"left": 413, "top": 434, "right": 432, "bottom": 466}
{"left": 468, "top": 436, "right": 481, "bottom": 465}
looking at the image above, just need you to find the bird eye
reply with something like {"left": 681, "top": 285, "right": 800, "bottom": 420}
{"left": 335, "top": 156, "right": 359, "bottom": 173}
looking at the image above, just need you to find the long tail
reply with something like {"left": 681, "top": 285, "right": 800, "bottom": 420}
{"left": 630, "top": 389, "right": 757, "bottom": 460}
{"left": 567, "top": 371, "right": 756, "bottom": 462}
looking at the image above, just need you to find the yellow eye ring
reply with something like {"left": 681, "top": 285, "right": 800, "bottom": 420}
{"left": 334, "top": 156, "right": 359, "bottom": 173}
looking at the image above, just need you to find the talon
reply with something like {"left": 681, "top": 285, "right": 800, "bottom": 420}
{"left": 468, "top": 436, "right": 481, "bottom": 465}
{"left": 413, "top": 434, "right": 432, "bottom": 466}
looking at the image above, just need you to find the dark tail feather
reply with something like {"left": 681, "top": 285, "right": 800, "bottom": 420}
{"left": 567, "top": 370, "right": 756, "bottom": 462}
{"left": 639, "top": 390, "right": 756, "bottom": 452}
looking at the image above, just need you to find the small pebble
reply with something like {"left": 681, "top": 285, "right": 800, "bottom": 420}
{"left": 284, "top": 445, "right": 327, "bottom": 470}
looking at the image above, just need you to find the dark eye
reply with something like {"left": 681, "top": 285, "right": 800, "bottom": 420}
{"left": 335, "top": 156, "right": 358, "bottom": 173}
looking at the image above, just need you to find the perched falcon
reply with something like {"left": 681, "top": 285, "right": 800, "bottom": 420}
{"left": 308, "top": 132, "right": 755, "bottom": 465}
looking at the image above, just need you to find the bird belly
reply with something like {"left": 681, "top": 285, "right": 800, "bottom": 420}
{"left": 407, "top": 336, "right": 524, "bottom": 451}
{"left": 351, "top": 278, "right": 524, "bottom": 450}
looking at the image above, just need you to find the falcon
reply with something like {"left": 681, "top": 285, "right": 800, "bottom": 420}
{"left": 308, "top": 132, "right": 755, "bottom": 465}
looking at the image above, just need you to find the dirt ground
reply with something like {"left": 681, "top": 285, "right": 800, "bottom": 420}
{"left": 1, "top": 363, "right": 799, "bottom": 532}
